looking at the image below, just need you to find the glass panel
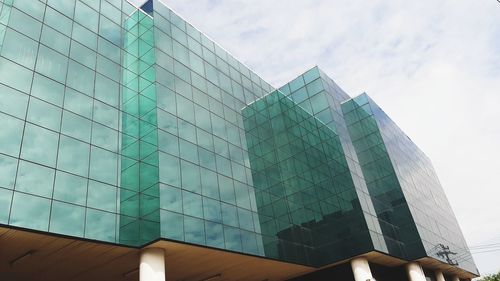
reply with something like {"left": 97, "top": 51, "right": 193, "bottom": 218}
{"left": 87, "top": 180, "right": 117, "bottom": 212}
{"left": 1, "top": 27, "right": 38, "bottom": 69}
{"left": 66, "top": 60, "right": 95, "bottom": 96}
{"left": 74, "top": 1, "right": 98, "bottom": 32}
{"left": 8, "top": 8, "right": 42, "bottom": 39}
{"left": 184, "top": 215, "right": 205, "bottom": 245}
{"left": 49, "top": 201, "right": 85, "bottom": 236}
{"left": 44, "top": 6, "right": 73, "bottom": 35}
{"left": 182, "top": 190, "right": 202, "bottom": 218}
{"left": 53, "top": 171, "right": 88, "bottom": 205}
{"left": 159, "top": 184, "right": 182, "bottom": 213}
{"left": 205, "top": 221, "right": 224, "bottom": 249}
{"left": 47, "top": 0, "right": 75, "bottom": 18}
{"left": 31, "top": 73, "right": 65, "bottom": 106}
{"left": 0, "top": 83, "right": 29, "bottom": 119}
{"left": 0, "top": 188, "right": 13, "bottom": 223}
{"left": 0, "top": 154, "right": 18, "bottom": 190}
{"left": 61, "top": 110, "right": 92, "bottom": 142}
{"left": 57, "top": 135, "right": 90, "bottom": 176}
{"left": 15, "top": 160, "right": 55, "bottom": 198}
{"left": 160, "top": 210, "right": 184, "bottom": 241}
{"left": 36, "top": 45, "right": 69, "bottom": 84}
{"left": 95, "top": 73, "right": 119, "bottom": 107}
{"left": 63, "top": 88, "right": 93, "bottom": 118}
{"left": 0, "top": 56, "right": 33, "bottom": 93}
{"left": 21, "top": 123, "right": 59, "bottom": 167}
{"left": 27, "top": 97, "right": 62, "bottom": 131}
{"left": 9, "top": 192, "right": 51, "bottom": 231}
{"left": 85, "top": 209, "right": 116, "bottom": 242}
{"left": 89, "top": 146, "right": 117, "bottom": 185}
{"left": 91, "top": 122, "right": 118, "bottom": 152}
{"left": 40, "top": 25, "right": 71, "bottom": 56}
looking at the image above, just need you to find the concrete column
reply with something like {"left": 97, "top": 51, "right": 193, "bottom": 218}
{"left": 351, "top": 257, "right": 374, "bottom": 281}
{"left": 406, "top": 262, "right": 426, "bottom": 281}
{"left": 435, "top": 271, "right": 445, "bottom": 281}
{"left": 140, "top": 248, "right": 165, "bottom": 281}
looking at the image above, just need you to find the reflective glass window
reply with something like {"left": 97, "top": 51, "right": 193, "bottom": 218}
{"left": 36, "top": 45, "right": 69, "bottom": 84}
{"left": 182, "top": 190, "right": 202, "bottom": 218}
{"left": 9, "top": 192, "right": 50, "bottom": 231}
{"left": 160, "top": 210, "right": 184, "bottom": 241}
{"left": 15, "top": 160, "right": 55, "bottom": 198}
{"left": 89, "top": 146, "right": 117, "bottom": 185}
{"left": 53, "top": 171, "right": 88, "bottom": 205}
{"left": 27, "top": 97, "right": 62, "bottom": 131}
{"left": 0, "top": 154, "right": 18, "bottom": 190}
{"left": 57, "top": 135, "right": 90, "bottom": 176}
{"left": 0, "top": 188, "right": 13, "bottom": 223}
{"left": 0, "top": 83, "right": 29, "bottom": 119}
{"left": 87, "top": 180, "right": 117, "bottom": 212}
{"left": 21, "top": 123, "right": 59, "bottom": 167}
{"left": 31, "top": 73, "right": 65, "bottom": 106}
{"left": 49, "top": 201, "right": 85, "bottom": 236}
{"left": 85, "top": 209, "right": 116, "bottom": 242}
{"left": 40, "top": 25, "right": 71, "bottom": 56}
{"left": 0, "top": 56, "right": 33, "bottom": 93}
{"left": 1, "top": 27, "right": 38, "bottom": 69}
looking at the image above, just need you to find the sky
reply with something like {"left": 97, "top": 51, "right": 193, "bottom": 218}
{"left": 157, "top": 0, "right": 500, "bottom": 276}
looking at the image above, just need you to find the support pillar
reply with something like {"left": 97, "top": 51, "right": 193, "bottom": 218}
{"left": 140, "top": 248, "right": 165, "bottom": 281}
{"left": 435, "top": 271, "right": 445, "bottom": 281}
{"left": 351, "top": 257, "right": 374, "bottom": 281}
{"left": 406, "top": 262, "right": 426, "bottom": 281}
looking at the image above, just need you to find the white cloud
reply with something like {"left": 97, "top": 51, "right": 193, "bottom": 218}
{"left": 163, "top": 0, "right": 500, "bottom": 275}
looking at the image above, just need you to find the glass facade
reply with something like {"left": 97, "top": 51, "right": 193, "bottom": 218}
{"left": 0, "top": 0, "right": 477, "bottom": 275}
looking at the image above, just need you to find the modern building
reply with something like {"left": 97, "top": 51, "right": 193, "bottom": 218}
{"left": 0, "top": 0, "right": 479, "bottom": 280}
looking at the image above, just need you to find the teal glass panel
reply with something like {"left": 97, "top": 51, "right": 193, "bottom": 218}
{"left": 184, "top": 215, "right": 205, "bottom": 245}
{"left": 36, "top": 45, "right": 69, "bottom": 84}
{"left": 0, "top": 83, "right": 29, "bottom": 119}
{"left": 0, "top": 188, "right": 13, "bottom": 223}
{"left": 21, "top": 123, "right": 59, "bottom": 167}
{"left": 47, "top": 0, "right": 75, "bottom": 18}
{"left": 89, "top": 146, "right": 118, "bottom": 185}
{"left": 40, "top": 25, "right": 71, "bottom": 56}
{"left": 49, "top": 201, "right": 85, "bottom": 236}
{"left": 85, "top": 209, "right": 116, "bottom": 242}
{"left": 27, "top": 97, "right": 62, "bottom": 131}
{"left": 1, "top": 27, "right": 38, "bottom": 69}
{"left": 9, "top": 192, "right": 51, "bottom": 231}
{"left": 8, "top": 7, "right": 41, "bottom": 39}
{"left": 0, "top": 154, "right": 17, "bottom": 190}
{"left": 74, "top": 1, "right": 98, "bottom": 32}
{"left": 0, "top": 112, "right": 24, "bottom": 158}
{"left": 91, "top": 122, "right": 118, "bottom": 152}
{"left": 64, "top": 88, "right": 93, "bottom": 119}
{"left": 182, "top": 190, "right": 202, "bottom": 218}
{"left": 57, "top": 135, "right": 90, "bottom": 176}
{"left": 87, "top": 180, "right": 117, "bottom": 212}
{"left": 61, "top": 110, "right": 92, "bottom": 142}
{"left": 53, "top": 171, "right": 88, "bottom": 206}
{"left": 204, "top": 221, "right": 224, "bottom": 249}
{"left": 15, "top": 160, "right": 55, "bottom": 198}
{"left": 159, "top": 184, "right": 182, "bottom": 212}
{"left": 31, "top": 74, "right": 65, "bottom": 106}
{"left": 43, "top": 6, "right": 73, "bottom": 35}
{"left": 0, "top": 56, "right": 33, "bottom": 93}
{"left": 160, "top": 210, "right": 184, "bottom": 241}
{"left": 66, "top": 60, "right": 95, "bottom": 96}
